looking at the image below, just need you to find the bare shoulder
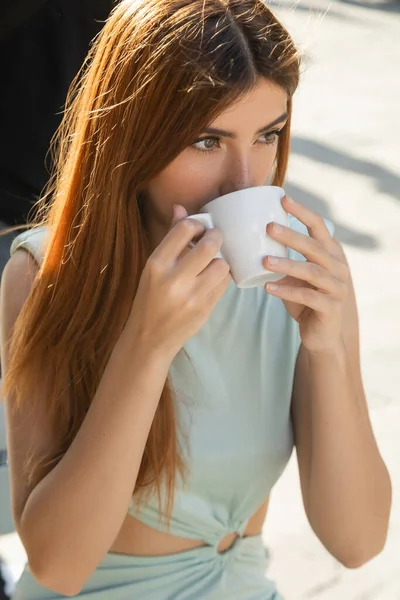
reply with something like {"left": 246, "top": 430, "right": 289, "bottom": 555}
{"left": 1, "top": 248, "right": 39, "bottom": 322}
{"left": 0, "top": 249, "right": 55, "bottom": 527}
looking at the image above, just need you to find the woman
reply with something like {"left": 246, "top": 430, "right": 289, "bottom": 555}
{"left": 0, "top": 0, "right": 391, "bottom": 598}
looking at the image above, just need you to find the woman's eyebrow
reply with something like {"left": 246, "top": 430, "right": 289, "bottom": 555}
{"left": 201, "top": 112, "right": 288, "bottom": 139}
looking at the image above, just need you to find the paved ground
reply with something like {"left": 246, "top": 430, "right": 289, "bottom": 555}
{"left": 262, "top": 1, "right": 400, "bottom": 598}
{"left": 1, "top": 1, "right": 400, "bottom": 598}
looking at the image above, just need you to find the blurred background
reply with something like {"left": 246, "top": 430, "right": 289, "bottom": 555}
{"left": 0, "top": 0, "right": 399, "bottom": 599}
{"left": 263, "top": 1, "right": 400, "bottom": 598}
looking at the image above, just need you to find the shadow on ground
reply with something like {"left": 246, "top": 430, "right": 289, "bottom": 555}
{"left": 287, "top": 133, "right": 400, "bottom": 249}
{"left": 291, "top": 137, "right": 400, "bottom": 201}
{"left": 285, "top": 183, "right": 379, "bottom": 250}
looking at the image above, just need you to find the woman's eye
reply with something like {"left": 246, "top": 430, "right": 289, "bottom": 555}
{"left": 260, "top": 129, "right": 283, "bottom": 145}
{"left": 192, "top": 137, "right": 220, "bottom": 152}
{"left": 192, "top": 130, "right": 284, "bottom": 152}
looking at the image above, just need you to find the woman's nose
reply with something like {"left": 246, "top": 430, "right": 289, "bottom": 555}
{"left": 218, "top": 157, "right": 254, "bottom": 197}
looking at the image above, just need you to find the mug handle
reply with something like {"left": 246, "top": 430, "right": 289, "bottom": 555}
{"left": 186, "top": 213, "right": 223, "bottom": 259}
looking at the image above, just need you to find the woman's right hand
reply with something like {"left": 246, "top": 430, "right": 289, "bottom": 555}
{"left": 127, "top": 204, "right": 232, "bottom": 360}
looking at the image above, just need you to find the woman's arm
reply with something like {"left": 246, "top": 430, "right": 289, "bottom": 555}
{"left": 292, "top": 338, "right": 391, "bottom": 568}
{"left": 2, "top": 251, "right": 172, "bottom": 596}
{"left": 291, "top": 284, "right": 392, "bottom": 567}
{"left": 263, "top": 196, "right": 391, "bottom": 568}
{"left": 2, "top": 217, "right": 230, "bottom": 595}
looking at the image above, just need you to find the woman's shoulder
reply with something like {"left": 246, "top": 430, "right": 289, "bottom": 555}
{"left": 1, "top": 227, "right": 50, "bottom": 321}
{"left": 10, "top": 225, "right": 50, "bottom": 266}
{"left": 1, "top": 243, "right": 41, "bottom": 342}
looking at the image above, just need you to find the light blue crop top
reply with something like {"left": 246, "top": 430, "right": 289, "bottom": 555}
{"left": 10, "top": 216, "right": 333, "bottom": 551}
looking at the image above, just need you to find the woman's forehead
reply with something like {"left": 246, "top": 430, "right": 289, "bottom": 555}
{"left": 207, "top": 80, "right": 288, "bottom": 133}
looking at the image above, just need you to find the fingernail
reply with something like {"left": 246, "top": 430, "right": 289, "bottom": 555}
{"left": 274, "top": 223, "right": 283, "bottom": 233}
{"left": 268, "top": 256, "right": 279, "bottom": 265}
{"left": 267, "top": 283, "right": 279, "bottom": 291}
{"left": 286, "top": 196, "right": 295, "bottom": 203}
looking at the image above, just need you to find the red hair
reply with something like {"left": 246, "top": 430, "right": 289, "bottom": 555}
{"left": 4, "top": 0, "right": 300, "bottom": 522}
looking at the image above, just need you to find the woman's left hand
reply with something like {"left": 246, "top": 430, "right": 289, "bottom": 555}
{"left": 263, "top": 196, "right": 350, "bottom": 354}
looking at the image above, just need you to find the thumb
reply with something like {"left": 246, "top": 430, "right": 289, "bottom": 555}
{"left": 170, "top": 204, "right": 189, "bottom": 228}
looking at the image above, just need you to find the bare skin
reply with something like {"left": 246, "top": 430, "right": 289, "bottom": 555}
{"left": 110, "top": 498, "right": 270, "bottom": 556}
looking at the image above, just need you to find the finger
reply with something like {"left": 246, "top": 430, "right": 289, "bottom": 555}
{"left": 152, "top": 217, "right": 205, "bottom": 265}
{"left": 170, "top": 204, "right": 189, "bottom": 229}
{"left": 194, "top": 257, "right": 231, "bottom": 294}
{"left": 265, "top": 281, "right": 335, "bottom": 313}
{"left": 281, "top": 196, "right": 334, "bottom": 247}
{"left": 263, "top": 256, "right": 347, "bottom": 297}
{"left": 176, "top": 229, "right": 224, "bottom": 277}
{"left": 271, "top": 274, "right": 304, "bottom": 289}
{"left": 266, "top": 222, "right": 346, "bottom": 277}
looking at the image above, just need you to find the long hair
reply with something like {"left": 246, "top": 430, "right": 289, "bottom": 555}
{"left": 3, "top": 0, "right": 300, "bottom": 522}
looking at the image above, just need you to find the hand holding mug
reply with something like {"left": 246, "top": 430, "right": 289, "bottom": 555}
{"left": 264, "top": 196, "right": 349, "bottom": 353}
{"left": 184, "top": 185, "right": 347, "bottom": 353}
{"left": 127, "top": 205, "right": 232, "bottom": 359}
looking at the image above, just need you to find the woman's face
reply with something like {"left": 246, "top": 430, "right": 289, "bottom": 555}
{"left": 143, "top": 78, "right": 288, "bottom": 246}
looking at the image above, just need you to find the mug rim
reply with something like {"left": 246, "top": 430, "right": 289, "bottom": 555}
{"left": 201, "top": 185, "right": 285, "bottom": 213}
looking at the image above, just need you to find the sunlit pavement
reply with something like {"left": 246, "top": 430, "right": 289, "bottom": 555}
{"left": 263, "top": 1, "right": 400, "bottom": 598}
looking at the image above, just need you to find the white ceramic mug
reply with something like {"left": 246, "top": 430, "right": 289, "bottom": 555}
{"left": 187, "top": 186, "right": 288, "bottom": 288}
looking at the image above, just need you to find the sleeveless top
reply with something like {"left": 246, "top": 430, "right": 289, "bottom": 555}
{"left": 10, "top": 216, "right": 333, "bottom": 551}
